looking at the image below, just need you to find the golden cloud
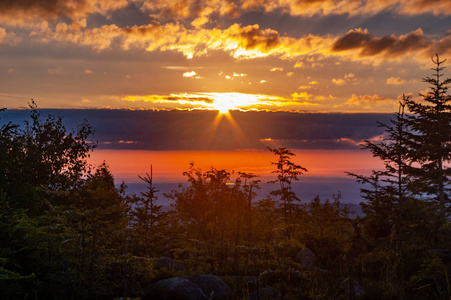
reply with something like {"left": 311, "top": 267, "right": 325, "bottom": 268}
{"left": 0, "top": 0, "right": 449, "bottom": 31}
{"left": 183, "top": 71, "right": 198, "bottom": 77}
{"left": 345, "top": 94, "right": 399, "bottom": 111}
{"left": 386, "top": 76, "right": 406, "bottom": 85}
{"left": 240, "top": 0, "right": 451, "bottom": 16}
{"left": 332, "top": 78, "right": 346, "bottom": 85}
{"left": 122, "top": 92, "right": 318, "bottom": 111}
{"left": 7, "top": 12, "right": 448, "bottom": 65}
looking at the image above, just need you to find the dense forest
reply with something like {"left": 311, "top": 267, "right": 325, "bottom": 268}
{"left": 0, "top": 57, "right": 450, "bottom": 299}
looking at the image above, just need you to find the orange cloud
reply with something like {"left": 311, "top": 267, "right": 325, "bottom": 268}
{"left": 1, "top": 0, "right": 449, "bottom": 30}
{"left": 0, "top": 27, "right": 6, "bottom": 43}
{"left": 9, "top": 14, "right": 449, "bottom": 64}
{"left": 332, "top": 72, "right": 358, "bottom": 85}
{"left": 332, "top": 78, "right": 346, "bottom": 85}
{"left": 344, "top": 94, "right": 399, "bottom": 111}
{"left": 182, "top": 71, "right": 197, "bottom": 77}
{"left": 240, "top": 0, "right": 451, "bottom": 16}
{"left": 386, "top": 76, "right": 406, "bottom": 85}
{"left": 122, "top": 92, "right": 318, "bottom": 111}
{"left": 347, "top": 94, "right": 393, "bottom": 105}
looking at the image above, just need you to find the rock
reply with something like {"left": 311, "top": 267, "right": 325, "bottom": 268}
{"left": 341, "top": 278, "right": 365, "bottom": 299}
{"left": 247, "top": 287, "right": 281, "bottom": 300}
{"left": 354, "top": 283, "right": 365, "bottom": 297}
{"left": 185, "top": 274, "right": 231, "bottom": 300}
{"left": 294, "top": 248, "right": 317, "bottom": 269}
{"left": 156, "top": 256, "right": 186, "bottom": 272}
{"left": 142, "top": 277, "right": 207, "bottom": 300}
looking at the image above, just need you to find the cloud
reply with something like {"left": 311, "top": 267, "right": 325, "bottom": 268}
{"left": 2, "top": 6, "right": 449, "bottom": 67}
{"left": 48, "top": 66, "right": 63, "bottom": 74}
{"left": 386, "top": 76, "right": 406, "bottom": 85}
{"left": 332, "top": 72, "right": 357, "bottom": 85}
{"left": 59, "top": 23, "right": 451, "bottom": 64}
{"left": 233, "top": 72, "right": 247, "bottom": 77}
{"left": 0, "top": 27, "right": 19, "bottom": 45}
{"left": 0, "top": 28, "right": 6, "bottom": 43}
{"left": 120, "top": 92, "right": 321, "bottom": 112}
{"left": 2, "top": 109, "right": 392, "bottom": 150}
{"left": 0, "top": 0, "right": 128, "bottom": 21}
{"left": 240, "top": 0, "right": 451, "bottom": 16}
{"left": 332, "top": 78, "right": 346, "bottom": 85}
{"left": 183, "top": 71, "right": 197, "bottom": 77}
{"left": 1, "top": 0, "right": 450, "bottom": 32}
{"left": 331, "top": 28, "right": 430, "bottom": 60}
{"left": 84, "top": 69, "right": 93, "bottom": 74}
{"left": 270, "top": 67, "right": 283, "bottom": 71}
{"left": 142, "top": 0, "right": 240, "bottom": 21}
{"left": 347, "top": 94, "right": 393, "bottom": 105}
{"left": 345, "top": 94, "right": 399, "bottom": 111}
{"left": 398, "top": 0, "right": 451, "bottom": 15}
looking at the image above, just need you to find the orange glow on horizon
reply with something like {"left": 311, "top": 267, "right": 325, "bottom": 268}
{"left": 88, "top": 149, "right": 383, "bottom": 183}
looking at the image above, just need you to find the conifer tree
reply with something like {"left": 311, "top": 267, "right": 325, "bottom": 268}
{"left": 136, "top": 165, "right": 162, "bottom": 232}
{"left": 267, "top": 147, "right": 307, "bottom": 238}
{"left": 348, "top": 98, "right": 416, "bottom": 246}
{"left": 130, "top": 165, "right": 164, "bottom": 256}
{"left": 405, "top": 55, "right": 451, "bottom": 242}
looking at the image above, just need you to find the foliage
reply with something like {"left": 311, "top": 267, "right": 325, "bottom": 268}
{"left": 1, "top": 58, "right": 451, "bottom": 298}
{"left": 348, "top": 56, "right": 451, "bottom": 298}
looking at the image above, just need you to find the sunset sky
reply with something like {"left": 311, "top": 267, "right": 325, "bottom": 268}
{"left": 0, "top": 0, "right": 450, "bottom": 112}
{"left": 1, "top": 0, "right": 450, "bottom": 203}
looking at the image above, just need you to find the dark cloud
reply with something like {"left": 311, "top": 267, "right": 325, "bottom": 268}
{"left": 331, "top": 28, "right": 429, "bottom": 57}
{"left": 0, "top": 0, "right": 127, "bottom": 21}
{"left": 233, "top": 25, "right": 281, "bottom": 51}
{"left": 0, "top": 0, "right": 86, "bottom": 19}
{"left": 0, "top": 109, "right": 392, "bottom": 151}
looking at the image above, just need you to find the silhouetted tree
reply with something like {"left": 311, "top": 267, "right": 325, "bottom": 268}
{"left": 405, "top": 55, "right": 451, "bottom": 244}
{"left": 268, "top": 147, "right": 307, "bottom": 238}
{"left": 130, "top": 165, "right": 165, "bottom": 256}
{"left": 0, "top": 101, "right": 96, "bottom": 215}
{"left": 348, "top": 98, "right": 419, "bottom": 247}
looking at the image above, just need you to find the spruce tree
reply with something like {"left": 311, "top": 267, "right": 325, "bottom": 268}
{"left": 267, "top": 147, "right": 307, "bottom": 239}
{"left": 405, "top": 55, "right": 451, "bottom": 237}
{"left": 348, "top": 98, "right": 415, "bottom": 246}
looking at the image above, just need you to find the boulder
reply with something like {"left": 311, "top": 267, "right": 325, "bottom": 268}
{"left": 294, "top": 248, "right": 317, "bottom": 269}
{"left": 340, "top": 278, "right": 365, "bottom": 299}
{"left": 142, "top": 277, "right": 207, "bottom": 300}
{"left": 156, "top": 256, "right": 186, "bottom": 272}
{"left": 185, "top": 274, "right": 231, "bottom": 300}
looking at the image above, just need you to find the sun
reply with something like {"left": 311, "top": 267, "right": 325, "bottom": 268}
{"left": 210, "top": 93, "right": 254, "bottom": 113}
{"left": 213, "top": 100, "right": 234, "bottom": 113}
